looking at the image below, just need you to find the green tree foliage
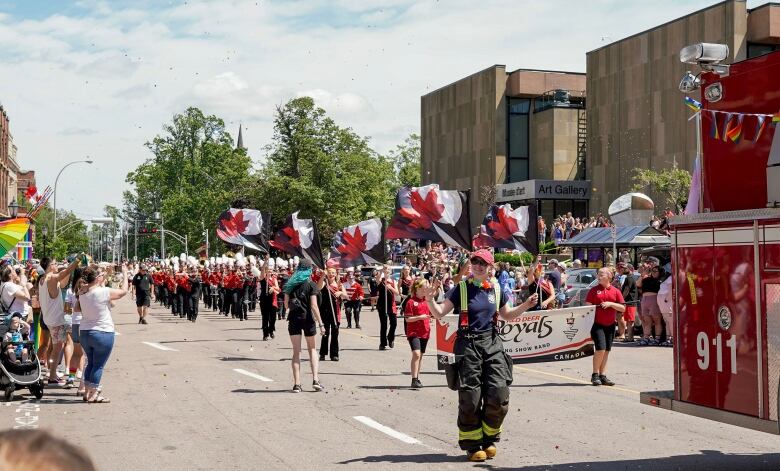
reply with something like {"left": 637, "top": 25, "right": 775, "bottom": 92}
{"left": 631, "top": 165, "right": 692, "bottom": 213}
{"left": 388, "top": 133, "right": 420, "bottom": 188}
{"left": 29, "top": 203, "right": 88, "bottom": 260}
{"left": 244, "top": 97, "right": 396, "bottom": 247}
{"left": 124, "top": 107, "right": 253, "bottom": 259}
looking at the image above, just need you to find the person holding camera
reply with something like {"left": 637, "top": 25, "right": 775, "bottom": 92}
{"left": 419, "top": 249, "right": 539, "bottom": 462}
{"left": 283, "top": 259, "right": 325, "bottom": 393}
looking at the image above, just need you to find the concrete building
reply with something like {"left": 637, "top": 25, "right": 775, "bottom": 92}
{"left": 587, "top": 0, "right": 780, "bottom": 212}
{"left": 0, "top": 105, "right": 10, "bottom": 217}
{"left": 421, "top": 66, "right": 587, "bottom": 227}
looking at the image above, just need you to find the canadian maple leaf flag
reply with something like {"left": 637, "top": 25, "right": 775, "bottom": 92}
{"left": 476, "top": 204, "right": 538, "bottom": 254}
{"left": 216, "top": 208, "right": 270, "bottom": 252}
{"left": 329, "top": 218, "right": 385, "bottom": 268}
{"left": 385, "top": 184, "right": 472, "bottom": 249}
{"left": 25, "top": 186, "right": 40, "bottom": 205}
{"left": 270, "top": 211, "right": 325, "bottom": 269}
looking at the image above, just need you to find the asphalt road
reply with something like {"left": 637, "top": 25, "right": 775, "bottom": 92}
{"left": 2, "top": 297, "right": 780, "bottom": 470}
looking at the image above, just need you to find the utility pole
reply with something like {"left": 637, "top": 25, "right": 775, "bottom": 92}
{"left": 204, "top": 221, "right": 209, "bottom": 258}
{"left": 134, "top": 218, "right": 138, "bottom": 261}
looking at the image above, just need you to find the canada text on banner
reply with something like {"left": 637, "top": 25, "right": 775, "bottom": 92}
{"left": 216, "top": 208, "right": 270, "bottom": 252}
{"left": 474, "top": 204, "right": 538, "bottom": 254}
{"left": 385, "top": 184, "right": 472, "bottom": 249}
{"left": 330, "top": 218, "right": 385, "bottom": 268}
{"left": 270, "top": 211, "right": 325, "bottom": 269}
{"left": 435, "top": 305, "right": 596, "bottom": 368}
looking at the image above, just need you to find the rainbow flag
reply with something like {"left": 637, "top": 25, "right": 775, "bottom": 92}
{"left": 15, "top": 227, "right": 33, "bottom": 261}
{"left": 684, "top": 96, "right": 702, "bottom": 112}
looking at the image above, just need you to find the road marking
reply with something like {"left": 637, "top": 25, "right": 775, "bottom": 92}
{"left": 514, "top": 365, "right": 640, "bottom": 395}
{"left": 142, "top": 341, "right": 178, "bottom": 351}
{"left": 233, "top": 368, "right": 273, "bottom": 382}
{"left": 353, "top": 416, "right": 424, "bottom": 445}
{"left": 14, "top": 402, "right": 40, "bottom": 429}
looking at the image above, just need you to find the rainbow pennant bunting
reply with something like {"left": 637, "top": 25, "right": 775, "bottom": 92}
{"left": 725, "top": 114, "right": 744, "bottom": 143}
{"left": 754, "top": 115, "right": 767, "bottom": 142}
{"left": 721, "top": 113, "right": 733, "bottom": 141}
{"left": 709, "top": 111, "right": 720, "bottom": 139}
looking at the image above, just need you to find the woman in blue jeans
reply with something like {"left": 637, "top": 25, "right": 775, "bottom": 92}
{"left": 74, "top": 265, "right": 128, "bottom": 403}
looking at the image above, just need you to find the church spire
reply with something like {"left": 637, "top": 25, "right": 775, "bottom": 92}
{"left": 236, "top": 124, "right": 245, "bottom": 150}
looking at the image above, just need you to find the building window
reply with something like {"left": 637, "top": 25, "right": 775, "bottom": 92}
{"left": 507, "top": 98, "right": 530, "bottom": 183}
{"left": 747, "top": 42, "right": 780, "bottom": 58}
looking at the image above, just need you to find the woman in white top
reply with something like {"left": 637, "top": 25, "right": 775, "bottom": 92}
{"left": 0, "top": 266, "right": 31, "bottom": 319}
{"left": 65, "top": 268, "right": 87, "bottom": 397}
{"left": 76, "top": 265, "right": 128, "bottom": 403}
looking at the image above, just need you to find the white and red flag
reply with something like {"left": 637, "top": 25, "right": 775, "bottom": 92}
{"left": 475, "top": 204, "right": 538, "bottom": 254}
{"left": 270, "top": 211, "right": 325, "bottom": 269}
{"left": 385, "top": 184, "right": 471, "bottom": 249}
{"left": 216, "top": 208, "right": 270, "bottom": 252}
{"left": 330, "top": 218, "right": 385, "bottom": 268}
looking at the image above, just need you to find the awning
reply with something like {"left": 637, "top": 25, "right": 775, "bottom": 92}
{"left": 559, "top": 225, "right": 670, "bottom": 248}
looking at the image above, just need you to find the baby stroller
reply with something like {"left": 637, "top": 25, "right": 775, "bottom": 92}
{"left": 0, "top": 315, "right": 45, "bottom": 401}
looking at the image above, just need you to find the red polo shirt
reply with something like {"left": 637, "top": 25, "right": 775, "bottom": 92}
{"left": 586, "top": 284, "right": 625, "bottom": 326}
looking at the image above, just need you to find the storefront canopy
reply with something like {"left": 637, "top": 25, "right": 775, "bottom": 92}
{"left": 559, "top": 225, "right": 670, "bottom": 248}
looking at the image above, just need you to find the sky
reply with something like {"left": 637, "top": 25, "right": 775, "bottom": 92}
{"left": 0, "top": 0, "right": 764, "bottom": 221}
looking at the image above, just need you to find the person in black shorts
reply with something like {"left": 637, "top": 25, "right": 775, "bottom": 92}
{"left": 132, "top": 265, "right": 153, "bottom": 325}
{"left": 283, "top": 259, "right": 325, "bottom": 393}
{"left": 585, "top": 268, "right": 626, "bottom": 387}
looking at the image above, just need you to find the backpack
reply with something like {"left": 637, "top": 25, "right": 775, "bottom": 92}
{"left": 287, "top": 282, "right": 311, "bottom": 320}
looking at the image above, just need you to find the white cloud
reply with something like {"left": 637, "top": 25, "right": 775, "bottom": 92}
{"left": 0, "top": 0, "right": 768, "bottom": 220}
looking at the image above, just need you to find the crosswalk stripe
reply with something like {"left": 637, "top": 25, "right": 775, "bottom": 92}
{"left": 353, "top": 416, "right": 421, "bottom": 445}
{"left": 233, "top": 368, "right": 273, "bottom": 382}
{"left": 142, "top": 341, "right": 178, "bottom": 351}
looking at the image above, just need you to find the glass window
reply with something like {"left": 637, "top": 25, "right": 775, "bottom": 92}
{"left": 747, "top": 43, "right": 779, "bottom": 58}
{"left": 509, "top": 114, "right": 528, "bottom": 158}
{"left": 508, "top": 158, "right": 528, "bottom": 182}
{"left": 573, "top": 200, "right": 588, "bottom": 220}
{"left": 509, "top": 98, "right": 530, "bottom": 114}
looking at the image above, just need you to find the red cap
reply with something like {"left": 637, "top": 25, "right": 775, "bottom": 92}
{"left": 470, "top": 249, "right": 494, "bottom": 265}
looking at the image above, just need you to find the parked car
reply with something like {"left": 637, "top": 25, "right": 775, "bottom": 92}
{"left": 564, "top": 275, "right": 643, "bottom": 336}
{"left": 562, "top": 268, "right": 597, "bottom": 303}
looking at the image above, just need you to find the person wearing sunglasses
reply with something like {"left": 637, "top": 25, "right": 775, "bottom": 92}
{"left": 419, "top": 249, "right": 538, "bottom": 462}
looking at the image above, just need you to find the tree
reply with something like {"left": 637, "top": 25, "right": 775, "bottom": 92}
{"left": 388, "top": 133, "right": 421, "bottom": 188}
{"left": 124, "top": 107, "right": 253, "bottom": 259}
{"left": 28, "top": 203, "right": 88, "bottom": 260}
{"left": 631, "top": 165, "right": 692, "bottom": 213}
{"left": 245, "top": 97, "right": 396, "bottom": 248}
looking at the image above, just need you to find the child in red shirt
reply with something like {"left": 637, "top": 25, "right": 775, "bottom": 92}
{"left": 404, "top": 278, "right": 431, "bottom": 390}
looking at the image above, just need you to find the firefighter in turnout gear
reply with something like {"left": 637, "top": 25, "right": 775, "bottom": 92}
{"left": 421, "top": 249, "right": 539, "bottom": 462}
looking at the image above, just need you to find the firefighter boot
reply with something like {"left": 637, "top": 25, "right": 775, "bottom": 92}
{"left": 467, "top": 450, "right": 487, "bottom": 462}
{"left": 483, "top": 444, "right": 497, "bottom": 459}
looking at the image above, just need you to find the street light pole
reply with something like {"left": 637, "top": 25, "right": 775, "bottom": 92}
{"left": 53, "top": 159, "right": 93, "bottom": 238}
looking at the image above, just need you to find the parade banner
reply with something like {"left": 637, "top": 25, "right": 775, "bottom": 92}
{"left": 436, "top": 305, "right": 596, "bottom": 368}
{"left": 270, "top": 211, "right": 325, "bottom": 269}
{"left": 330, "top": 218, "right": 385, "bottom": 268}
{"left": 474, "top": 203, "right": 538, "bottom": 254}
{"left": 216, "top": 208, "right": 270, "bottom": 252}
{"left": 385, "top": 184, "right": 472, "bottom": 250}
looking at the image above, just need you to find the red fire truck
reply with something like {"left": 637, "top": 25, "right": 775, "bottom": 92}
{"left": 641, "top": 44, "right": 780, "bottom": 434}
